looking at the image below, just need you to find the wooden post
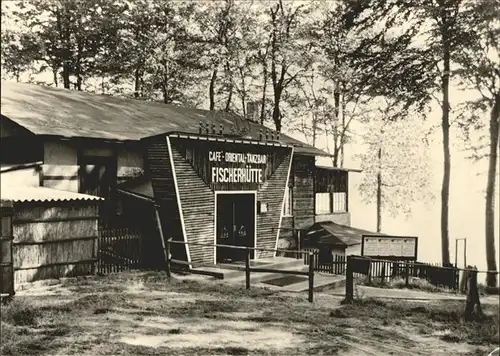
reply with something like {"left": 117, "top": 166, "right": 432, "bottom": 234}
{"left": 245, "top": 248, "right": 251, "bottom": 290}
{"left": 166, "top": 238, "right": 172, "bottom": 279}
{"left": 464, "top": 266, "right": 482, "bottom": 321}
{"left": 308, "top": 252, "right": 314, "bottom": 303}
{"left": 366, "top": 260, "right": 372, "bottom": 285}
{"left": 405, "top": 263, "right": 410, "bottom": 287}
{"left": 344, "top": 255, "right": 354, "bottom": 304}
{"left": 154, "top": 206, "right": 169, "bottom": 273}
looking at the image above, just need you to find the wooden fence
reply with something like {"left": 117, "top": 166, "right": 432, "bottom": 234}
{"left": 11, "top": 201, "right": 99, "bottom": 286}
{"left": 304, "top": 251, "right": 461, "bottom": 290}
{"left": 97, "top": 227, "right": 142, "bottom": 274}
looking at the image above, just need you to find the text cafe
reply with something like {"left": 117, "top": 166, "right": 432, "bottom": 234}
{"left": 144, "top": 134, "right": 293, "bottom": 266}
{"left": 209, "top": 151, "right": 266, "bottom": 184}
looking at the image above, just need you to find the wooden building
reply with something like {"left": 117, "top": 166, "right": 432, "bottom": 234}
{"left": 1, "top": 81, "right": 367, "bottom": 269}
{"left": 1, "top": 163, "right": 102, "bottom": 287}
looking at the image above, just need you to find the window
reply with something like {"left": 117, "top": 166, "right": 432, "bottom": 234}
{"left": 283, "top": 186, "right": 293, "bottom": 216}
{"left": 315, "top": 192, "right": 331, "bottom": 214}
{"left": 315, "top": 192, "right": 347, "bottom": 214}
{"left": 332, "top": 192, "right": 347, "bottom": 213}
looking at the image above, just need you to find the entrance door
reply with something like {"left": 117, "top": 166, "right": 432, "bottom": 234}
{"left": 216, "top": 193, "right": 255, "bottom": 263}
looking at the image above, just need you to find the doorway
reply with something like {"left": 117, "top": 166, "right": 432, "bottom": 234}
{"left": 215, "top": 193, "right": 256, "bottom": 263}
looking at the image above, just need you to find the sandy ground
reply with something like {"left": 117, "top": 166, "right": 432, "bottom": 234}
{"left": 4, "top": 272, "right": 498, "bottom": 356}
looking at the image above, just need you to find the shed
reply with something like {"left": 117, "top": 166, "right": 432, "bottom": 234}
{"left": 0, "top": 184, "right": 102, "bottom": 286}
{"left": 304, "top": 221, "right": 386, "bottom": 258}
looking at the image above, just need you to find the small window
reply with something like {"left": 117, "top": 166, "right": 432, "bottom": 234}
{"left": 332, "top": 192, "right": 347, "bottom": 213}
{"left": 283, "top": 186, "right": 293, "bottom": 216}
{"left": 315, "top": 192, "right": 331, "bottom": 214}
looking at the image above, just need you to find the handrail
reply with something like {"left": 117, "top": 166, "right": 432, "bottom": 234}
{"left": 167, "top": 239, "right": 307, "bottom": 255}
{"left": 351, "top": 256, "right": 499, "bottom": 275}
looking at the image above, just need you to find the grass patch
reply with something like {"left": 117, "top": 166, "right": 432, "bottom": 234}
{"left": 341, "top": 298, "right": 499, "bottom": 345}
{"left": 358, "top": 276, "right": 455, "bottom": 293}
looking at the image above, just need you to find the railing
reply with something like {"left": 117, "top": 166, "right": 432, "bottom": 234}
{"left": 165, "top": 239, "right": 317, "bottom": 303}
{"left": 302, "top": 251, "right": 467, "bottom": 291}
{"left": 98, "top": 227, "right": 142, "bottom": 274}
{"left": 344, "top": 256, "right": 499, "bottom": 317}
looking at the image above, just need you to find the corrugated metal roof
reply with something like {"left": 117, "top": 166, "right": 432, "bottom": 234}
{"left": 305, "top": 221, "right": 386, "bottom": 247}
{"left": 1, "top": 81, "right": 330, "bottom": 157}
{"left": 0, "top": 185, "right": 103, "bottom": 203}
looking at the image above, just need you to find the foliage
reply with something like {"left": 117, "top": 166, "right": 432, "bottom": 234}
{"left": 356, "top": 99, "right": 434, "bottom": 221}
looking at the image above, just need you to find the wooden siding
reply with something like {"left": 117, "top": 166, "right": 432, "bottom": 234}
{"left": 11, "top": 201, "right": 99, "bottom": 286}
{"left": 256, "top": 152, "right": 292, "bottom": 259}
{"left": 145, "top": 136, "right": 187, "bottom": 262}
{"left": 172, "top": 138, "right": 287, "bottom": 191}
{"left": 292, "top": 155, "right": 315, "bottom": 229}
{"left": 170, "top": 145, "right": 215, "bottom": 265}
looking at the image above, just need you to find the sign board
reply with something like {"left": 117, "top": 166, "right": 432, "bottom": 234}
{"left": 361, "top": 235, "right": 418, "bottom": 260}
{"left": 209, "top": 151, "right": 266, "bottom": 184}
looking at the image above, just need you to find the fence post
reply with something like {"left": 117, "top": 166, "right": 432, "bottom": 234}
{"left": 368, "top": 260, "right": 372, "bottom": 285}
{"left": 308, "top": 252, "right": 314, "bottom": 303}
{"left": 405, "top": 263, "right": 410, "bottom": 287}
{"left": 166, "top": 238, "right": 171, "bottom": 279}
{"left": 344, "top": 255, "right": 354, "bottom": 304}
{"left": 245, "top": 248, "right": 251, "bottom": 290}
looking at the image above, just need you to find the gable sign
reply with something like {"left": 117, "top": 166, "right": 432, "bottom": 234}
{"left": 209, "top": 151, "right": 266, "bottom": 184}
{"left": 361, "top": 235, "right": 418, "bottom": 260}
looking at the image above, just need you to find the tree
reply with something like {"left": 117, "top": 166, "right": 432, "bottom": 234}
{"left": 266, "top": 0, "right": 314, "bottom": 132}
{"left": 357, "top": 100, "right": 434, "bottom": 232}
{"left": 8, "top": 0, "right": 124, "bottom": 90}
{"left": 455, "top": 1, "right": 499, "bottom": 287}
{"left": 341, "top": 0, "right": 477, "bottom": 265}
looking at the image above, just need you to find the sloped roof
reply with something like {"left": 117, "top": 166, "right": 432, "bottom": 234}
{"left": 0, "top": 185, "right": 103, "bottom": 203}
{"left": 0, "top": 81, "right": 329, "bottom": 157}
{"left": 117, "top": 176, "right": 154, "bottom": 201}
{"left": 305, "top": 221, "right": 386, "bottom": 247}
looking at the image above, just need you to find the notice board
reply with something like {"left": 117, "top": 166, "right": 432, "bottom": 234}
{"left": 361, "top": 235, "right": 418, "bottom": 260}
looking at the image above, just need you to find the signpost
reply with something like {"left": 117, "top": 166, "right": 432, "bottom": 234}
{"left": 361, "top": 235, "right": 418, "bottom": 261}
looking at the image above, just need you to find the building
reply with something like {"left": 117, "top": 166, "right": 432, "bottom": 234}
{"left": 1, "top": 81, "right": 371, "bottom": 269}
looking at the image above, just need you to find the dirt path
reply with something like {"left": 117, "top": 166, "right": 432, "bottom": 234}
{"left": 5, "top": 272, "right": 498, "bottom": 356}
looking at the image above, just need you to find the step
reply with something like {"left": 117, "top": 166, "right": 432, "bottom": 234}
{"left": 223, "top": 264, "right": 309, "bottom": 285}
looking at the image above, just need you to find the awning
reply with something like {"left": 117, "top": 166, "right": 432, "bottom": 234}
{"left": 117, "top": 176, "right": 154, "bottom": 202}
{"left": 304, "top": 221, "right": 386, "bottom": 247}
{"left": 0, "top": 185, "right": 103, "bottom": 203}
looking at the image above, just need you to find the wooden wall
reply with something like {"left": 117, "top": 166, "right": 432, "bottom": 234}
{"left": 256, "top": 152, "right": 292, "bottom": 259}
{"left": 41, "top": 139, "right": 144, "bottom": 193}
{"left": 145, "top": 136, "right": 187, "bottom": 262}
{"left": 12, "top": 201, "right": 99, "bottom": 286}
{"left": 292, "top": 155, "right": 315, "bottom": 229}
{"left": 145, "top": 136, "right": 293, "bottom": 265}
{"left": 170, "top": 144, "right": 214, "bottom": 265}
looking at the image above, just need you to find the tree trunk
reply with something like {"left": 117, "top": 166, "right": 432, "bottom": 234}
{"left": 260, "top": 61, "right": 268, "bottom": 125}
{"left": 376, "top": 146, "right": 382, "bottom": 233}
{"left": 440, "top": 30, "right": 451, "bottom": 266}
{"left": 340, "top": 93, "right": 347, "bottom": 168}
{"left": 273, "top": 89, "right": 282, "bottom": 132}
{"left": 209, "top": 68, "right": 217, "bottom": 111}
{"left": 134, "top": 65, "right": 141, "bottom": 98}
{"left": 485, "top": 93, "right": 499, "bottom": 287}
{"left": 62, "top": 61, "right": 71, "bottom": 89}
{"left": 53, "top": 68, "right": 58, "bottom": 87}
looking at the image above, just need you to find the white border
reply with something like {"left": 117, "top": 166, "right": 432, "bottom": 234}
{"left": 274, "top": 147, "right": 295, "bottom": 257}
{"left": 213, "top": 190, "right": 258, "bottom": 264}
{"left": 166, "top": 136, "right": 192, "bottom": 267}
